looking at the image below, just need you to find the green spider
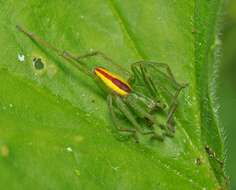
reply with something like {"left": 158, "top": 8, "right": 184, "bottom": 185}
{"left": 16, "top": 25, "right": 186, "bottom": 143}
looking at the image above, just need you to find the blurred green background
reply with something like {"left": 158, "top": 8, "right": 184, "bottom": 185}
{"left": 221, "top": 0, "right": 236, "bottom": 189}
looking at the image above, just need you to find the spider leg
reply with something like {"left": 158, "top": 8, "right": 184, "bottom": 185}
{"left": 124, "top": 94, "right": 168, "bottom": 141}
{"left": 108, "top": 95, "right": 164, "bottom": 142}
{"left": 138, "top": 61, "right": 186, "bottom": 130}
{"left": 114, "top": 96, "right": 150, "bottom": 134}
{"left": 131, "top": 60, "right": 187, "bottom": 107}
{"left": 166, "top": 85, "right": 185, "bottom": 133}
{"left": 124, "top": 94, "right": 160, "bottom": 127}
{"left": 133, "top": 61, "right": 177, "bottom": 83}
{"left": 131, "top": 61, "right": 177, "bottom": 101}
{"left": 146, "top": 61, "right": 188, "bottom": 90}
{"left": 63, "top": 50, "right": 130, "bottom": 75}
{"left": 107, "top": 95, "right": 137, "bottom": 139}
{"left": 130, "top": 61, "right": 186, "bottom": 136}
{"left": 132, "top": 61, "right": 187, "bottom": 90}
{"left": 115, "top": 96, "right": 166, "bottom": 141}
{"left": 130, "top": 62, "right": 166, "bottom": 110}
{"left": 16, "top": 25, "right": 93, "bottom": 77}
{"left": 116, "top": 95, "right": 165, "bottom": 142}
{"left": 131, "top": 62, "right": 158, "bottom": 98}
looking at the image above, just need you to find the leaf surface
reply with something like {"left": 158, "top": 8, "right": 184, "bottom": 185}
{"left": 0, "top": 0, "right": 226, "bottom": 189}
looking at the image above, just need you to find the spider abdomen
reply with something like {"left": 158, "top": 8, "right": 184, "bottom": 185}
{"left": 94, "top": 67, "right": 131, "bottom": 96}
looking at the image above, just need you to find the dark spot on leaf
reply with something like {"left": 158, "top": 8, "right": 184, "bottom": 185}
{"left": 195, "top": 158, "right": 202, "bottom": 166}
{"left": 205, "top": 145, "right": 224, "bottom": 168}
{"left": 33, "top": 57, "right": 44, "bottom": 70}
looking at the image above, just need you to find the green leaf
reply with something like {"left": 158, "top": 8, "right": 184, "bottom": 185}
{"left": 0, "top": 0, "right": 227, "bottom": 189}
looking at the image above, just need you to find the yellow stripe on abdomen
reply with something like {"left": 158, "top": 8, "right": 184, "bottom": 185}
{"left": 94, "top": 67, "right": 131, "bottom": 96}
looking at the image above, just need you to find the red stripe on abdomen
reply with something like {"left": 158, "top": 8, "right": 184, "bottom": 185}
{"left": 95, "top": 68, "right": 131, "bottom": 93}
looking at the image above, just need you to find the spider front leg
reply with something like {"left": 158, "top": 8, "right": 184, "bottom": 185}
{"left": 132, "top": 61, "right": 178, "bottom": 84}
{"left": 130, "top": 62, "right": 168, "bottom": 111}
{"left": 130, "top": 62, "right": 158, "bottom": 98}
{"left": 130, "top": 61, "right": 176, "bottom": 107}
{"left": 130, "top": 61, "right": 186, "bottom": 136}
{"left": 131, "top": 61, "right": 187, "bottom": 94}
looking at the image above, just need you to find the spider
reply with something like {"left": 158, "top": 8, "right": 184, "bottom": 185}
{"left": 16, "top": 25, "right": 186, "bottom": 143}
